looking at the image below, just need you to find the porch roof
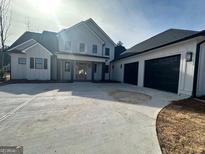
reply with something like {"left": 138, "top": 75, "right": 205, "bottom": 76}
{"left": 56, "top": 52, "right": 108, "bottom": 62}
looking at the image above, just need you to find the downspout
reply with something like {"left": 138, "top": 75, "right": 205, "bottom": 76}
{"left": 192, "top": 40, "right": 205, "bottom": 97}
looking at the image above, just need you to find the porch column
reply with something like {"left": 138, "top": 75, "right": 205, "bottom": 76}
{"left": 91, "top": 62, "right": 95, "bottom": 81}
{"left": 57, "top": 59, "right": 60, "bottom": 80}
{"left": 71, "top": 60, "right": 74, "bottom": 82}
{"left": 101, "top": 62, "right": 105, "bottom": 81}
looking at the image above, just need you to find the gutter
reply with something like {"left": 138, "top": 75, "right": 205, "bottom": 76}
{"left": 192, "top": 40, "right": 205, "bottom": 97}
{"left": 114, "top": 30, "right": 205, "bottom": 62}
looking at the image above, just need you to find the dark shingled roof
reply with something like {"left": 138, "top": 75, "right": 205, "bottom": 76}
{"left": 9, "top": 31, "right": 58, "bottom": 53}
{"left": 117, "top": 29, "right": 205, "bottom": 60}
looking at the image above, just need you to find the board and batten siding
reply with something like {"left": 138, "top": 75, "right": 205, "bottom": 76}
{"left": 58, "top": 23, "right": 104, "bottom": 57}
{"left": 111, "top": 39, "right": 199, "bottom": 96}
{"left": 57, "top": 23, "right": 115, "bottom": 80}
{"left": 94, "top": 63, "right": 102, "bottom": 81}
{"left": 196, "top": 42, "right": 205, "bottom": 96}
{"left": 10, "top": 53, "right": 27, "bottom": 79}
{"left": 11, "top": 43, "right": 51, "bottom": 80}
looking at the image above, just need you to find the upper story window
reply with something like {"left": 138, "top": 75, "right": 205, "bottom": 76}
{"left": 92, "top": 45, "right": 97, "bottom": 54}
{"left": 65, "top": 41, "right": 71, "bottom": 51}
{"left": 105, "top": 48, "right": 110, "bottom": 56}
{"left": 18, "top": 58, "right": 26, "bottom": 64}
{"left": 79, "top": 43, "right": 85, "bottom": 52}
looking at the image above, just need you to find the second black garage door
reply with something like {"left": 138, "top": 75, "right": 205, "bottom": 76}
{"left": 124, "top": 62, "right": 138, "bottom": 85}
{"left": 144, "top": 55, "right": 180, "bottom": 93}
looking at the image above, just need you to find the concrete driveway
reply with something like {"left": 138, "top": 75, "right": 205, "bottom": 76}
{"left": 0, "top": 83, "right": 185, "bottom": 154}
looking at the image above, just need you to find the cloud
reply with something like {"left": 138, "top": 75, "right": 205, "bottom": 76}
{"left": 7, "top": 0, "right": 154, "bottom": 48}
{"left": 7, "top": 0, "right": 205, "bottom": 48}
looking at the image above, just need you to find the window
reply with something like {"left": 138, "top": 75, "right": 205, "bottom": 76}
{"left": 94, "top": 64, "right": 97, "bottom": 73}
{"left": 92, "top": 45, "right": 97, "bottom": 54}
{"left": 65, "top": 41, "right": 71, "bottom": 50}
{"left": 35, "top": 58, "right": 43, "bottom": 69}
{"left": 44, "top": 59, "right": 48, "bottom": 69}
{"left": 30, "top": 57, "right": 34, "bottom": 69}
{"left": 105, "top": 65, "right": 109, "bottom": 73}
{"left": 105, "top": 48, "right": 110, "bottom": 56}
{"left": 79, "top": 43, "right": 85, "bottom": 52}
{"left": 18, "top": 58, "right": 26, "bottom": 64}
{"left": 65, "top": 62, "right": 71, "bottom": 72}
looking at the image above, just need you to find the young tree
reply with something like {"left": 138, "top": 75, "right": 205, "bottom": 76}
{"left": 114, "top": 41, "right": 126, "bottom": 59}
{"left": 0, "top": 0, "right": 11, "bottom": 69}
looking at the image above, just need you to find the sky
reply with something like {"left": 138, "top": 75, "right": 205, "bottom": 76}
{"left": 6, "top": 0, "right": 205, "bottom": 48}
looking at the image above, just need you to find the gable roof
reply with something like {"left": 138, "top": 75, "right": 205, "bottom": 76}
{"left": 9, "top": 31, "right": 58, "bottom": 53}
{"left": 8, "top": 39, "right": 53, "bottom": 55}
{"left": 58, "top": 18, "right": 116, "bottom": 46}
{"left": 85, "top": 18, "right": 116, "bottom": 46}
{"left": 117, "top": 29, "right": 205, "bottom": 60}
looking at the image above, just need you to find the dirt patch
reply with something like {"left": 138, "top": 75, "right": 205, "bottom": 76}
{"left": 156, "top": 99, "right": 205, "bottom": 154}
{"left": 110, "top": 90, "right": 152, "bottom": 104}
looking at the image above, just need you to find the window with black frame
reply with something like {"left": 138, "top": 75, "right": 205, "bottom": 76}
{"left": 105, "top": 48, "right": 110, "bottom": 56}
{"left": 92, "top": 45, "right": 97, "bottom": 54}
{"left": 18, "top": 58, "right": 26, "bottom": 64}
{"left": 35, "top": 58, "right": 44, "bottom": 69}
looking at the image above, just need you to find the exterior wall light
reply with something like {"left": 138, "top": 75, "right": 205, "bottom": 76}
{"left": 186, "top": 52, "right": 193, "bottom": 62}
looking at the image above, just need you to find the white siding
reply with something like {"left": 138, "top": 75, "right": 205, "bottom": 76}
{"left": 111, "top": 39, "right": 198, "bottom": 96}
{"left": 10, "top": 43, "right": 51, "bottom": 80}
{"left": 11, "top": 54, "right": 27, "bottom": 79}
{"left": 58, "top": 24, "right": 104, "bottom": 57}
{"left": 57, "top": 21, "right": 115, "bottom": 80}
{"left": 94, "top": 63, "right": 102, "bottom": 81}
{"left": 26, "top": 44, "right": 51, "bottom": 80}
{"left": 197, "top": 43, "right": 205, "bottom": 96}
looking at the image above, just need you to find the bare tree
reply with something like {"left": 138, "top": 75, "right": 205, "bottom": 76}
{"left": 0, "top": 0, "right": 11, "bottom": 69}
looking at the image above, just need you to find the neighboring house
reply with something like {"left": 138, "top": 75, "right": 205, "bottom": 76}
{"left": 111, "top": 29, "right": 205, "bottom": 97}
{"left": 0, "top": 46, "right": 11, "bottom": 71}
{"left": 8, "top": 18, "right": 115, "bottom": 81}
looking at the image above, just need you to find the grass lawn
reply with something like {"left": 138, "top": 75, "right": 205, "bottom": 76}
{"left": 156, "top": 98, "right": 205, "bottom": 154}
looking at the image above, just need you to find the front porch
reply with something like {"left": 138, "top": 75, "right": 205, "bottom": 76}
{"left": 52, "top": 53, "right": 107, "bottom": 82}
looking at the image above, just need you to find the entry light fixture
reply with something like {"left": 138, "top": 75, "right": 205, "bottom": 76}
{"left": 186, "top": 52, "right": 193, "bottom": 62}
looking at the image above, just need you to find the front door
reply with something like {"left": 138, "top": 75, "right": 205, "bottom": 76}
{"left": 75, "top": 62, "right": 88, "bottom": 80}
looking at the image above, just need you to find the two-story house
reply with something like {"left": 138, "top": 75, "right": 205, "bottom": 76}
{"left": 8, "top": 18, "right": 116, "bottom": 81}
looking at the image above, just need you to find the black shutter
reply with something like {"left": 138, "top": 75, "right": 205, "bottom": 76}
{"left": 44, "top": 59, "right": 48, "bottom": 69}
{"left": 30, "top": 57, "right": 34, "bottom": 69}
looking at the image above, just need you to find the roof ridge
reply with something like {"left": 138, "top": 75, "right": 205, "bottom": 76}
{"left": 126, "top": 28, "right": 199, "bottom": 51}
{"left": 168, "top": 28, "right": 199, "bottom": 32}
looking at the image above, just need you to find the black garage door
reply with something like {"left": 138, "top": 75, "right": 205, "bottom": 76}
{"left": 144, "top": 55, "right": 180, "bottom": 93}
{"left": 124, "top": 62, "right": 138, "bottom": 85}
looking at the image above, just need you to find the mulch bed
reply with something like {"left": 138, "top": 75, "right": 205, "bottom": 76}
{"left": 156, "top": 99, "right": 205, "bottom": 154}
